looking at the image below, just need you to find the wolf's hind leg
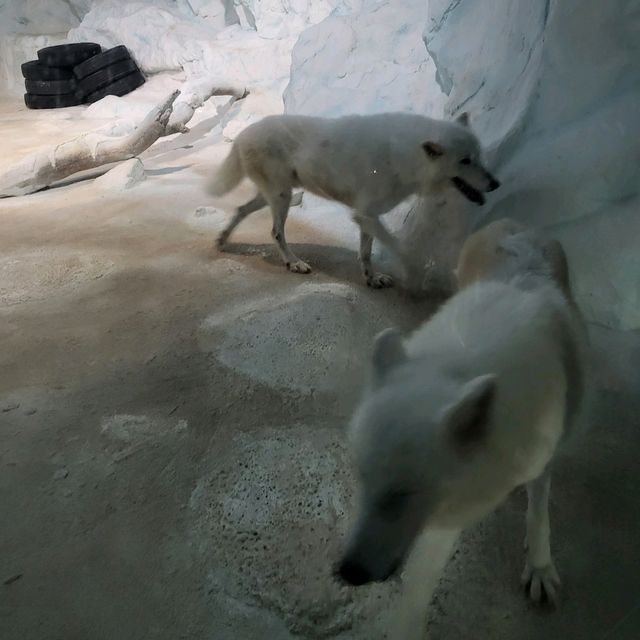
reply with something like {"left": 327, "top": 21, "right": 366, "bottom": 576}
{"left": 354, "top": 215, "right": 398, "bottom": 288}
{"left": 217, "top": 194, "right": 267, "bottom": 248}
{"left": 359, "top": 229, "right": 393, "bottom": 288}
{"left": 522, "top": 467, "right": 561, "bottom": 605}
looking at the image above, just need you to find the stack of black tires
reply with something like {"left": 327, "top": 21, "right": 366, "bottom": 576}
{"left": 22, "top": 43, "right": 146, "bottom": 109}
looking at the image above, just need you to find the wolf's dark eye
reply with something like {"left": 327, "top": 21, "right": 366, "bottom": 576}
{"left": 460, "top": 157, "right": 471, "bottom": 165}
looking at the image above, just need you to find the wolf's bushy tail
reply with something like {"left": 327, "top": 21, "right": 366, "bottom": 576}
{"left": 207, "top": 144, "right": 244, "bottom": 196}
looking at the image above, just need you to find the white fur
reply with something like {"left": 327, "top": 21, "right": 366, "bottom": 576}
{"left": 404, "top": 281, "right": 568, "bottom": 492}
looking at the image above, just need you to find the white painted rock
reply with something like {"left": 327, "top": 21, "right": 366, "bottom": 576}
{"left": 284, "top": 0, "right": 443, "bottom": 117}
{"left": 0, "top": 0, "right": 81, "bottom": 35}
{"left": 67, "top": 0, "right": 301, "bottom": 89}
{"left": 95, "top": 158, "right": 146, "bottom": 191}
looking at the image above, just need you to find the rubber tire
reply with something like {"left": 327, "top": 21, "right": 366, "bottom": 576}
{"left": 74, "top": 45, "right": 132, "bottom": 79}
{"left": 78, "top": 59, "right": 139, "bottom": 96}
{"left": 85, "top": 70, "right": 146, "bottom": 104}
{"left": 21, "top": 60, "right": 74, "bottom": 81}
{"left": 25, "top": 78, "right": 77, "bottom": 96}
{"left": 24, "top": 93, "right": 85, "bottom": 109}
{"left": 38, "top": 43, "right": 101, "bottom": 68}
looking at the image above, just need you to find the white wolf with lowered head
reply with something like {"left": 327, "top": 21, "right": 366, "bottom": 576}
{"left": 208, "top": 111, "right": 499, "bottom": 288}
{"left": 336, "top": 225, "right": 588, "bottom": 637}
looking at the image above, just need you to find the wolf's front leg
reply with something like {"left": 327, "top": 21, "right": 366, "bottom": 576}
{"left": 522, "top": 468, "right": 561, "bottom": 605}
{"left": 390, "top": 529, "right": 459, "bottom": 640}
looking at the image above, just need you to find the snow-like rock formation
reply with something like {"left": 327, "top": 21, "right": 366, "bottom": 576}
{"left": 0, "top": 0, "right": 344, "bottom": 98}
{"left": 0, "top": 0, "right": 87, "bottom": 94}
{"left": 284, "top": 0, "right": 443, "bottom": 117}
{"left": 0, "top": 1, "right": 81, "bottom": 35}
{"left": 66, "top": 0, "right": 345, "bottom": 88}
{"left": 233, "top": 0, "right": 363, "bottom": 39}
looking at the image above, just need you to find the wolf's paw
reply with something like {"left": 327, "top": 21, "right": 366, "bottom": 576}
{"left": 287, "top": 260, "right": 312, "bottom": 274}
{"left": 366, "top": 272, "right": 393, "bottom": 289}
{"left": 522, "top": 561, "right": 561, "bottom": 606}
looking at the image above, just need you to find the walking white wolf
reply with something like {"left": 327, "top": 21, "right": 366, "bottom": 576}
{"left": 337, "top": 220, "right": 589, "bottom": 638}
{"left": 207, "top": 112, "right": 499, "bottom": 288}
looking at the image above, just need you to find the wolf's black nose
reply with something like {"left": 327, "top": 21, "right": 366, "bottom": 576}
{"left": 488, "top": 178, "right": 501, "bottom": 191}
{"left": 337, "top": 560, "right": 371, "bottom": 586}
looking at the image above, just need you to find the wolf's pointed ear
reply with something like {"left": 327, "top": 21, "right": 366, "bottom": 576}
{"left": 422, "top": 141, "right": 445, "bottom": 158}
{"left": 441, "top": 374, "right": 496, "bottom": 450}
{"left": 372, "top": 328, "right": 407, "bottom": 380}
{"left": 455, "top": 112, "right": 470, "bottom": 127}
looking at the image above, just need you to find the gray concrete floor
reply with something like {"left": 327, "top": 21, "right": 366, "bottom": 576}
{"left": 1, "top": 99, "right": 640, "bottom": 640}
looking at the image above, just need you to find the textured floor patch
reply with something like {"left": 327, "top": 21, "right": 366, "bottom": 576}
{"left": 189, "top": 426, "right": 397, "bottom": 638}
{"left": 0, "top": 249, "right": 114, "bottom": 306}
{"left": 200, "top": 282, "right": 381, "bottom": 394}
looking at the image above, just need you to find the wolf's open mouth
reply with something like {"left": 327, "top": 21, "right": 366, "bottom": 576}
{"left": 452, "top": 177, "right": 485, "bottom": 205}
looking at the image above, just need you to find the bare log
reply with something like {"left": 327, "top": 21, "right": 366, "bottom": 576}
{"left": 165, "top": 81, "right": 247, "bottom": 135}
{"left": 0, "top": 90, "right": 180, "bottom": 197}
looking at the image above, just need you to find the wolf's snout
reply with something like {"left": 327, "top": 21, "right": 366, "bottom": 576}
{"left": 488, "top": 177, "right": 501, "bottom": 191}
{"left": 336, "top": 559, "right": 372, "bottom": 586}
